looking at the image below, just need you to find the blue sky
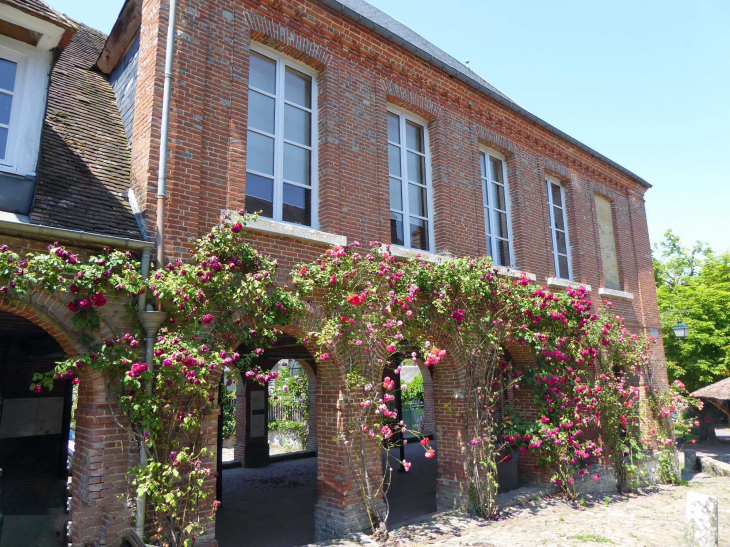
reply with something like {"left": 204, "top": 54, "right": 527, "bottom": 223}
{"left": 47, "top": 0, "right": 730, "bottom": 252}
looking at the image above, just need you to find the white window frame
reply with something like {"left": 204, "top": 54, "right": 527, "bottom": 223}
{"left": 387, "top": 106, "right": 435, "bottom": 252}
{"left": 546, "top": 176, "right": 572, "bottom": 280}
{"left": 0, "top": 36, "right": 51, "bottom": 177}
{"left": 480, "top": 147, "right": 514, "bottom": 268}
{"left": 246, "top": 44, "right": 319, "bottom": 229}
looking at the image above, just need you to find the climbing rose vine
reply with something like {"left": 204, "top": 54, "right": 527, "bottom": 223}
{"left": 0, "top": 213, "right": 698, "bottom": 545}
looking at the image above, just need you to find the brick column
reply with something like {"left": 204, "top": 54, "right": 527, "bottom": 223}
{"left": 431, "top": 354, "right": 470, "bottom": 511}
{"left": 313, "top": 357, "right": 376, "bottom": 540}
{"left": 70, "top": 371, "right": 135, "bottom": 546}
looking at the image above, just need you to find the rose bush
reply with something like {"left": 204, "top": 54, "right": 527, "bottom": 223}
{"left": 0, "top": 214, "right": 697, "bottom": 544}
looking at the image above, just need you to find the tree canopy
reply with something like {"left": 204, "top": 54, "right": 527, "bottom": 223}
{"left": 654, "top": 230, "right": 730, "bottom": 392}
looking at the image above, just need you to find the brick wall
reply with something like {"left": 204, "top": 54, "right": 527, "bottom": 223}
{"left": 123, "top": 0, "right": 668, "bottom": 541}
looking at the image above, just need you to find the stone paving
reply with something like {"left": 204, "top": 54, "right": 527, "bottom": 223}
{"left": 310, "top": 471, "right": 730, "bottom": 547}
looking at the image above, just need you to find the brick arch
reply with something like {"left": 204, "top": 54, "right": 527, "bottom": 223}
{"left": 0, "top": 298, "right": 86, "bottom": 356}
{"left": 0, "top": 297, "right": 136, "bottom": 545}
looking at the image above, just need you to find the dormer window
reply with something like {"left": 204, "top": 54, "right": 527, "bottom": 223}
{"left": 0, "top": 39, "right": 50, "bottom": 179}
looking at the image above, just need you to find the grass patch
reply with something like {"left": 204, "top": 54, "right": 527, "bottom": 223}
{"left": 570, "top": 534, "right": 614, "bottom": 544}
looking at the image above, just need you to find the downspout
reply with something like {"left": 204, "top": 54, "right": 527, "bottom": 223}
{"left": 155, "top": 0, "right": 179, "bottom": 286}
{"left": 135, "top": 0, "right": 178, "bottom": 537}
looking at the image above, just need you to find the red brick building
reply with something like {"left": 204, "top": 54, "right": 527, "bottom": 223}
{"left": 0, "top": 0, "right": 667, "bottom": 545}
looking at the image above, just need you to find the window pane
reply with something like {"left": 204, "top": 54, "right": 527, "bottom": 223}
{"left": 409, "top": 217, "right": 429, "bottom": 251}
{"left": 553, "top": 206, "right": 565, "bottom": 230}
{"left": 284, "top": 104, "right": 311, "bottom": 146}
{"left": 480, "top": 153, "right": 487, "bottom": 179}
{"left": 550, "top": 183, "right": 563, "bottom": 207}
{"left": 484, "top": 208, "right": 491, "bottom": 235}
{"left": 407, "top": 151, "right": 425, "bottom": 184}
{"left": 390, "top": 212, "right": 404, "bottom": 246}
{"left": 248, "top": 90, "right": 275, "bottom": 134}
{"left": 492, "top": 182, "right": 506, "bottom": 211}
{"left": 495, "top": 211, "right": 509, "bottom": 239}
{"left": 496, "top": 239, "right": 510, "bottom": 267}
{"left": 0, "top": 92, "right": 12, "bottom": 126}
{"left": 389, "top": 177, "right": 402, "bottom": 211}
{"left": 387, "top": 113, "right": 400, "bottom": 144}
{"left": 558, "top": 255, "right": 570, "bottom": 279}
{"left": 283, "top": 143, "right": 310, "bottom": 185}
{"left": 245, "top": 173, "right": 273, "bottom": 218}
{"left": 408, "top": 183, "right": 427, "bottom": 217}
{"left": 247, "top": 131, "right": 274, "bottom": 175}
{"left": 388, "top": 144, "right": 401, "bottom": 177}
{"left": 0, "top": 59, "right": 17, "bottom": 92}
{"left": 250, "top": 52, "right": 276, "bottom": 94}
{"left": 555, "top": 230, "right": 567, "bottom": 255}
{"left": 486, "top": 235, "right": 493, "bottom": 259}
{"left": 282, "top": 183, "right": 311, "bottom": 225}
{"left": 483, "top": 180, "right": 489, "bottom": 207}
{"left": 489, "top": 157, "right": 503, "bottom": 183}
{"left": 405, "top": 121, "right": 424, "bottom": 152}
{"left": 0, "top": 126, "right": 7, "bottom": 159}
{"left": 285, "top": 67, "right": 311, "bottom": 108}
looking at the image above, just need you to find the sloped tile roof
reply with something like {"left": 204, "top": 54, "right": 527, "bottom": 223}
{"left": 693, "top": 377, "right": 730, "bottom": 401}
{"left": 0, "top": 0, "right": 75, "bottom": 30}
{"left": 30, "top": 23, "right": 143, "bottom": 240}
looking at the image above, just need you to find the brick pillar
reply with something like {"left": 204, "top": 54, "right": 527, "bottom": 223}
{"left": 197, "top": 407, "right": 222, "bottom": 546}
{"left": 313, "top": 358, "right": 376, "bottom": 540}
{"left": 70, "top": 371, "right": 134, "bottom": 546}
{"left": 431, "top": 354, "right": 470, "bottom": 511}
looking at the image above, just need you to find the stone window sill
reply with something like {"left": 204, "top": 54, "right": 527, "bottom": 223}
{"left": 384, "top": 245, "right": 447, "bottom": 263}
{"left": 242, "top": 217, "right": 347, "bottom": 247}
{"left": 546, "top": 277, "right": 592, "bottom": 292}
{"left": 598, "top": 287, "right": 634, "bottom": 301}
{"left": 495, "top": 267, "right": 536, "bottom": 282}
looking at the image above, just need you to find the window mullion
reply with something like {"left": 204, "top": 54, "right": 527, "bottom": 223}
{"left": 273, "top": 58, "right": 284, "bottom": 222}
{"left": 561, "top": 186, "right": 572, "bottom": 280}
{"left": 400, "top": 114, "right": 410, "bottom": 248}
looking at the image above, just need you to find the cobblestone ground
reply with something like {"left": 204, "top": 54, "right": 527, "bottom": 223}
{"left": 313, "top": 472, "right": 729, "bottom": 547}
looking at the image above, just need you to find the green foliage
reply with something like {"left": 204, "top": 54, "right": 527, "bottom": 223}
{"left": 654, "top": 230, "right": 730, "bottom": 392}
{"left": 401, "top": 373, "right": 424, "bottom": 404}
{"left": 9, "top": 213, "right": 299, "bottom": 547}
{"left": 269, "top": 362, "right": 309, "bottom": 421}
{"left": 221, "top": 387, "right": 236, "bottom": 440}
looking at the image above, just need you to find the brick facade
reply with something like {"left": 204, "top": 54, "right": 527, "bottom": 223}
{"left": 120, "top": 0, "right": 668, "bottom": 542}
{"left": 0, "top": 0, "right": 667, "bottom": 544}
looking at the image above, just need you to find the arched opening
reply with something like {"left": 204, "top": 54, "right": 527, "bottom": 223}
{"left": 0, "top": 311, "right": 72, "bottom": 546}
{"left": 215, "top": 334, "right": 318, "bottom": 546}
{"left": 382, "top": 355, "right": 438, "bottom": 526}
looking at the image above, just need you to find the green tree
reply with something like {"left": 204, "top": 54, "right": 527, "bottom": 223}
{"left": 401, "top": 373, "right": 424, "bottom": 404}
{"left": 654, "top": 231, "right": 730, "bottom": 392}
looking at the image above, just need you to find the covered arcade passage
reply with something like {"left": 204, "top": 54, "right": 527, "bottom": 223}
{"left": 215, "top": 337, "right": 443, "bottom": 546}
{"left": 215, "top": 334, "right": 319, "bottom": 546}
{"left": 0, "top": 311, "right": 72, "bottom": 546}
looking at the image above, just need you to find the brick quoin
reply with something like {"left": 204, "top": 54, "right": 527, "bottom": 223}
{"left": 122, "top": 0, "right": 667, "bottom": 543}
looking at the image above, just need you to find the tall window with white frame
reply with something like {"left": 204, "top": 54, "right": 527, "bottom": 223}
{"left": 387, "top": 109, "right": 431, "bottom": 251}
{"left": 546, "top": 178, "right": 572, "bottom": 280}
{"left": 480, "top": 150, "right": 512, "bottom": 267}
{"left": 245, "top": 48, "right": 316, "bottom": 227}
{"left": 0, "top": 56, "right": 17, "bottom": 163}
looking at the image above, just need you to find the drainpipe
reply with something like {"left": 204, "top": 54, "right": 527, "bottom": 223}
{"left": 135, "top": 0, "right": 178, "bottom": 536}
{"left": 135, "top": 308, "right": 167, "bottom": 539}
{"left": 155, "top": 0, "right": 179, "bottom": 288}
